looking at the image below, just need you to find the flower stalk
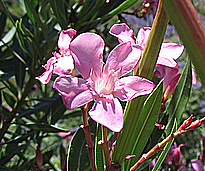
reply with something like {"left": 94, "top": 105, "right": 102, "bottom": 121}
{"left": 129, "top": 115, "right": 205, "bottom": 170}
{"left": 99, "top": 126, "right": 111, "bottom": 170}
{"left": 81, "top": 103, "right": 97, "bottom": 171}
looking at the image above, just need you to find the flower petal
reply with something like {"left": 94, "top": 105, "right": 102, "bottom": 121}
{"left": 109, "top": 23, "right": 135, "bottom": 44}
{"left": 35, "top": 57, "right": 56, "bottom": 84}
{"left": 113, "top": 76, "right": 155, "bottom": 101}
{"left": 159, "top": 43, "right": 184, "bottom": 60}
{"left": 58, "top": 29, "right": 77, "bottom": 50}
{"left": 191, "top": 159, "right": 204, "bottom": 171}
{"left": 105, "top": 42, "right": 141, "bottom": 77}
{"left": 154, "top": 65, "right": 179, "bottom": 90}
{"left": 89, "top": 97, "right": 123, "bottom": 132}
{"left": 53, "top": 55, "right": 74, "bottom": 75}
{"left": 157, "top": 56, "right": 177, "bottom": 68}
{"left": 53, "top": 75, "right": 94, "bottom": 109}
{"left": 70, "top": 33, "right": 104, "bottom": 80}
{"left": 164, "top": 72, "right": 181, "bottom": 100}
{"left": 136, "top": 27, "right": 151, "bottom": 48}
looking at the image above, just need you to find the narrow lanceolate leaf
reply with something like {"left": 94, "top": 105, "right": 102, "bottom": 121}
{"left": 67, "top": 120, "right": 96, "bottom": 171}
{"left": 23, "top": 0, "right": 38, "bottom": 26}
{"left": 162, "top": 0, "right": 205, "bottom": 86}
{"left": 13, "top": 36, "right": 26, "bottom": 90}
{"left": 25, "top": 123, "right": 69, "bottom": 133}
{"left": 2, "top": 91, "right": 16, "bottom": 109}
{"left": 76, "top": 0, "right": 141, "bottom": 32}
{"left": 0, "top": 11, "right": 7, "bottom": 39}
{"left": 67, "top": 127, "right": 90, "bottom": 171}
{"left": 0, "top": 143, "right": 29, "bottom": 165}
{"left": 48, "top": 0, "right": 67, "bottom": 29}
{"left": 152, "top": 120, "right": 177, "bottom": 171}
{"left": 165, "top": 59, "right": 192, "bottom": 135}
{"left": 95, "top": 124, "right": 104, "bottom": 171}
{"left": 125, "top": 80, "right": 163, "bottom": 169}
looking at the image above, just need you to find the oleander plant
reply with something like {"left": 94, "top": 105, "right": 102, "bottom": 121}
{"left": 0, "top": 0, "right": 205, "bottom": 170}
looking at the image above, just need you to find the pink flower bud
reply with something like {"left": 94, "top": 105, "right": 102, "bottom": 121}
{"left": 178, "top": 115, "right": 195, "bottom": 131}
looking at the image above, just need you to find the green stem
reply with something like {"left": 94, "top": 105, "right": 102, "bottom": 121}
{"left": 99, "top": 126, "right": 110, "bottom": 170}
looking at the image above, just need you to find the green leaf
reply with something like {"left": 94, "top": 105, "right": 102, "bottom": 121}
{"left": 2, "top": 91, "right": 16, "bottom": 109}
{"left": 13, "top": 36, "right": 26, "bottom": 90}
{"left": 0, "top": 143, "right": 29, "bottom": 165}
{"left": 67, "top": 127, "right": 90, "bottom": 171}
{"left": 48, "top": 0, "right": 67, "bottom": 29}
{"left": 152, "top": 119, "right": 178, "bottom": 171}
{"left": 162, "top": 0, "right": 205, "bottom": 87}
{"left": 67, "top": 119, "right": 96, "bottom": 171}
{"left": 95, "top": 124, "right": 104, "bottom": 170}
{"left": 49, "top": 95, "right": 66, "bottom": 124}
{"left": 0, "top": 166, "right": 15, "bottom": 171}
{"left": 0, "top": 27, "right": 16, "bottom": 47}
{"left": 25, "top": 122, "right": 69, "bottom": 133}
{"left": 0, "top": 11, "right": 7, "bottom": 39}
{"left": 17, "top": 102, "right": 51, "bottom": 119}
{"left": 125, "top": 80, "right": 163, "bottom": 169}
{"left": 23, "top": 0, "right": 38, "bottom": 26}
{"left": 76, "top": 0, "right": 139, "bottom": 32}
{"left": 165, "top": 59, "right": 192, "bottom": 135}
{"left": 0, "top": 0, "right": 15, "bottom": 26}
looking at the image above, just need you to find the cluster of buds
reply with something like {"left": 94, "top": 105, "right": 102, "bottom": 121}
{"left": 129, "top": 115, "right": 205, "bottom": 170}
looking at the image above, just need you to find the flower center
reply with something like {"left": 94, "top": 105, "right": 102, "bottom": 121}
{"left": 94, "top": 73, "right": 115, "bottom": 95}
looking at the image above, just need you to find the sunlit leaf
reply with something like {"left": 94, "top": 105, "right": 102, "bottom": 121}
{"left": 67, "top": 119, "right": 96, "bottom": 170}
{"left": 125, "top": 80, "right": 163, "bottom": 169}
{"left": 165, "top": 59, "right": 192, "bottom": 135}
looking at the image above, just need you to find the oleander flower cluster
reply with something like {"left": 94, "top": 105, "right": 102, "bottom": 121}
{"left": 36, "top": 23, "right": 186, "bottom": 132}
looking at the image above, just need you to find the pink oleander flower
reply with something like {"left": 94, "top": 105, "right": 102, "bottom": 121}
{"left": 154, "top": 64, "right": 181, "bottom": 101}
{"left": 53, "top": 33, "right": 155, "bottom": 132}
{"left": 191, "top": 159, "right": 204, "bottom": 171}
{"left": 155, "top": 65, "right": 197, "bottom": 103}
{"left": 165, "top": 142, "right": 185, "bottom": 169}
{"left": 109, "top": 23, "right": 184, "bottom": 69}
{"left": 36, "top": 29, "right": 77, "bottom": 84}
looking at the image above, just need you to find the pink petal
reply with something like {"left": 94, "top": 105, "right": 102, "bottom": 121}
{"left": 35, "top": 57, "right": 56, "bottom": 84}
{"left": 159, "top": 43, "right": 184, "bottom": 60}
{"left": 157, "top": 57, "right": 177, "bottom": 68}
{"left": 58, "top": 29, "right": 77, "bottom": 50}
{"left": 191, "top": 159, "right": 204, "bottom": 171}
{"left": 154, "top": 64, "right": 179, "bottom": 90}
{"left": 113, "top": 76, "right": 155, "bottom": 101}
{"left": 109, "top": 23, "right": 135, "bottom": 44}
{"left": 89, "top": 97, "right": 123, "bottom": 132}
{"left": 53, "top": 55, "right": 74, "bottom": 75}
{"left": 164, "top": 73, "right": 181, "bottom": 100}
{"left": 70, "top": 33, "right": 104, "bottom": 80}
{"left": 53, "top": 75, "right": 94, "bottom": 110}
{"left": 105, "top": 42, "right": 141, "bottom": 77}
{"left": 136, "top": 27, "right": 151, "bottom": 48}
{"left": 192, "top": 68, "right": 197, "bottom": 85}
